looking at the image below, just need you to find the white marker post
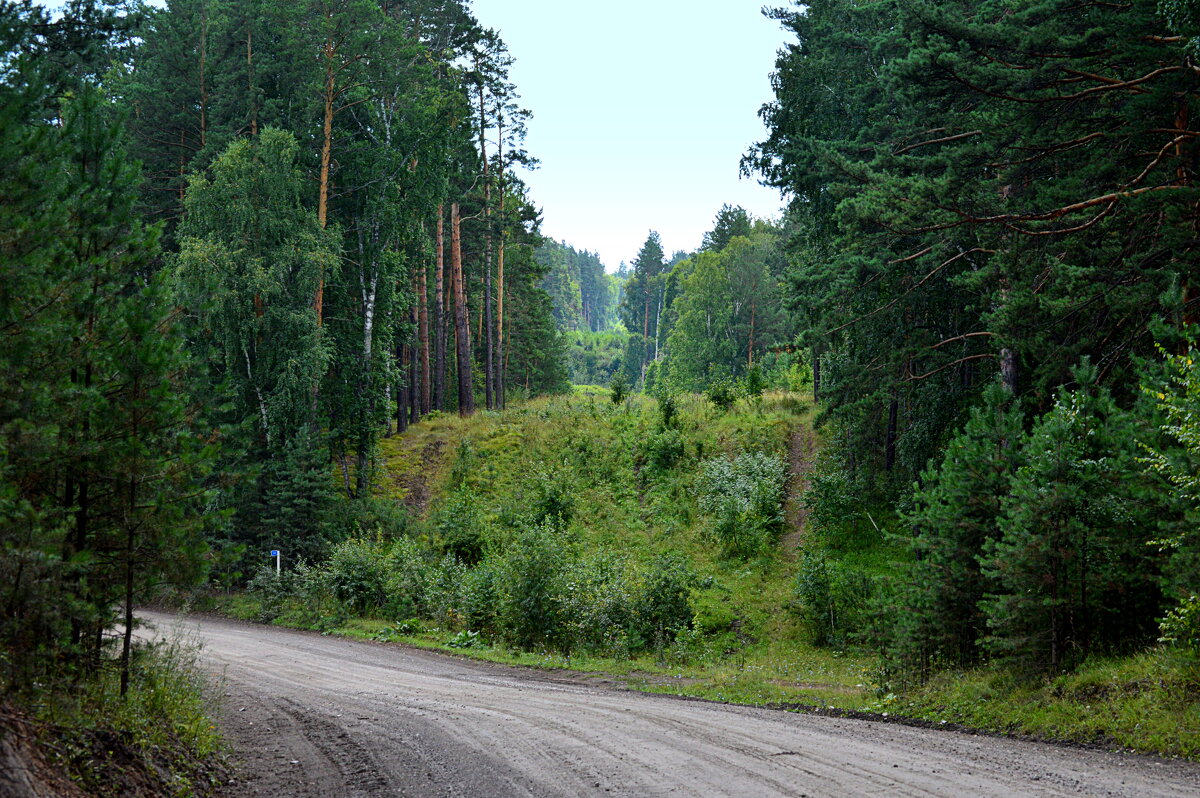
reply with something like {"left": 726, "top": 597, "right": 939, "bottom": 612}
{"left": 270, "top": 549, "right": 281, "bottom": 575}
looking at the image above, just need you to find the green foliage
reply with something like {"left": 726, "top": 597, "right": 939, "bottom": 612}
{"left": 1158, "top": 595, "right": 1200, "bottom": 661}
{"left": 793, "top": 549, "right": 878, "bottom": 649}
{"left": 567, "top": 330, "right": 629, "bottom": 386}
{"left": 0, "top": 58, "right": 209, "bottom": 696}
{"left": 539, "top": 240, "right": 617, "bottom": 333}
{"left": 704, "top": 378, "right": 739, "bottom": 413}
{"left": 1143, "top": 348, "right": 1200, "bottom": 657}
{"left": 636, "top": 428, "right": 686, "bottom": 476}
{"left": 656, "top": 392, "right": 679, "bottom": 429}
{"left": 741, "top": 365, "right": 767, "bottom": 403}
{"left": 981, "top": 376, "right": 1166, "bottom": 672}
{"left": 664, "top": 232, "right": 785, "bottom": 393}
{"left": 495, "top": 520, "right": 569, "bottom": 650}
{"left": 609, "top": 370, "right": 630, "bottom": 404}
{"left": 631, "top": 553, "right": 696, "bottom": 651}
{"left": 699, "top": 452, "right": 787, "bottom": 559}
{"left": 892, "top": 383, "right": 1026, "bottom": 673}
{"left": 432, "top": 487, "right": 487, "bottom": 565}
{"left": 326, "top": 538, "right": 390, "bottom": 615}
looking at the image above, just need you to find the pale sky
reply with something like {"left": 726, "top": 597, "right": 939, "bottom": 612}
{"left": 469, "top": 1, "right": 788, "bottom": 270}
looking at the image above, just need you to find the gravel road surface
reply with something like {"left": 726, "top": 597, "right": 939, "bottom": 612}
{"left": 141, "top": 611, "right": 1200, "bottom": 797}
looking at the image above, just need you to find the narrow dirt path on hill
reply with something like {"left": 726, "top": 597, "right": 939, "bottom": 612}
{"left": 780, "top": 418, "right": 817, "bottom": 558}
{"left": 143, "top": 611, "right": 1200, "bottom": 798}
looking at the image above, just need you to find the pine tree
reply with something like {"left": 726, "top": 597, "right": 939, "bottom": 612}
{"left": 892, "top": 383, "right": 1025, "bottom": 674}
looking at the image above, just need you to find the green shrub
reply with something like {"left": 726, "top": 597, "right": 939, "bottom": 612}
{"left": 561, "top": 554, "right": 638, "bottom": 656}
{"left": 384, "top": 536, "right": 430, "bottom": 620}
{"left": 424, "top": 554, "right": 468, "bottom": 628}
{"left": 699, "top": 451, "right": 787, "bottom": 558}
{"left": 704, "top": 378, "right": 739, "bottom": 413}
{"left": 527, "top": 468, "right": 574, "bottom": 528}
{"left": 609, "top": 371, "right": 629, "bottom": 404}
{"left": 495, "top": 520, "right": 569, "bottom": 650}
{"left": 636, "top": 427, "right": 685, "bottom": 475}
{"left": 461, "top": 561, "right": 500, "bottom": 634}
{"left": 326, "top": 537, "right": 389, "bottom": 615}
{"left": 793, "top": 549, "right": 878, "bottom": 649}
{"left": 632, "top": 553, "right": 696, "bottom": 650}
{"left": 433, "top": 487, "right": 487, "bottom": 565}
{"left": 657, "top": 392, "right": 678, "bottom": 428}
{"left": 1159, "top": 594, "right": 1200, "bottom": 661}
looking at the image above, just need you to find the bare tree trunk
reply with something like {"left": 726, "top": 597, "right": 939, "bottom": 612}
{"left": 433, "top": 205, "right": 446, "bottom": 411}
{"left": 396, "top": 341, "right": 408, "bottom": 434}
{"left": 485, "top": 260, "right": 494, "bottom": 409}
{"left": 452, "top": 203, "right": 474, "bottom": 415}
{"left": 418, "top": 261, "right": 430, "bottom": 414}
{"left": 315, "top": 37, "right": 335, "bottom": 325}
{"left": 495, "top": 117, "right": 507, "bottom": 409}
{"left": 1000, "top": 348, "right": 1017, "bottom": 394}
{"left": 496, "top": 232, "right": 506, "bottom": 409}
{"left": 477, "top": 64, "right": 495, "bottom": 410}
{"left": 409, "top": 305, "right": 420, "bottom": 424}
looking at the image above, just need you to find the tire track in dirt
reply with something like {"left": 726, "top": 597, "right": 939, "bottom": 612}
{"left": 144, "top": 612, "right": 1200, "bottom": 798}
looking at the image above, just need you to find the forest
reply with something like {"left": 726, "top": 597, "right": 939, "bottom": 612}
{"left": 2, "top": 0, "right": 1200, "bottom": 792}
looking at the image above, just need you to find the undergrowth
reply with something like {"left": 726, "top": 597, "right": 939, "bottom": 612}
{"left": 27, "top": 634, "right": 226, "bottom": 797}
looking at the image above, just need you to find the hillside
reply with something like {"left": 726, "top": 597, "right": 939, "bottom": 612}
{"left": 372, "top": 390, "right": 862, "bottom": 703}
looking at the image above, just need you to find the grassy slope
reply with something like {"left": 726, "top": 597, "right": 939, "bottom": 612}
{"left": 373, "top": 390, "right": 877, "bottom": 708}
{"left": 227, "top": 388, "right": 1198, "bottom": 759}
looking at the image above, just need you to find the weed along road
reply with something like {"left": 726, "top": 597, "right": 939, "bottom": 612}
{"left": 143, "top": 612, "right": 1199, "bottom": 798}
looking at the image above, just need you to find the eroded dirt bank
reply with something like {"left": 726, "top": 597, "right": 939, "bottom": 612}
{"left": 142, "top": 611, "right": 1200, "bottom": 798}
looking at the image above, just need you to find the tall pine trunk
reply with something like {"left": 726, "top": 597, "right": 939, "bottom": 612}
{"left": 496, "top": 229, "right": 506, "bottom": 409}
{"left": 433, "top": 205, "right": 446, "bottom": 411}
{"left": 452, "top": 202, "right": 474, "bottom": 415}
{"left": 315, "top": 36, "right": 336, "bottom": 325}
{"left": 418, "top": 261, "right": 430, "bottom": 414}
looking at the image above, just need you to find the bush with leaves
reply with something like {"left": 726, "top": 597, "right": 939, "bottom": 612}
{"left": 383, "top": 536, "right": 431, "bottom": 620}
{"left": 704, "top": 378, "right": 739, "bottom": 413}
{"left": 699, "top": 452, "right": 787, "bottom": 558}
{"left": 793, "top": 548, "right": 878, "bottom": 649}
{"left": 636, "top": 428, "right": 686, "bottom": 476}
{"left": 526, "top": 467, "right": 574, "bottom": 528}
{"left": 433, "top": 487, "right": 487, "bottom": 565}
{"left": 609, "top": 371, "right": 629, "bottom": 404}
{"left": 495, "top": 519, "right": 570, "bottom": 650}
{"left": 461, "top": 561, "right": 501, "bottom": 635}
{"left": 632, "top": 553, "right": 696, "bottom": 651}
{"left": 561, "top": 553, "right": 638, "bottom": 655}
{"left": 325, "top": 537, "right": 390, "bottom": 615}
{"left": 1142, "top": 347, "right": 1200, "bottom": 660}
{"left": 802, "top": 449, "right": 874, "bottom": 552}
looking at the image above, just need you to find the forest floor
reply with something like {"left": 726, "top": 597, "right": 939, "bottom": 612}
{"left": 145, "top": 611, "right": 1200, "bottom": 798}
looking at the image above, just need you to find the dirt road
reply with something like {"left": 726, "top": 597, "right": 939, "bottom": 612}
{"left": 142, "top": 611, "right": 1199, "bottom": 797}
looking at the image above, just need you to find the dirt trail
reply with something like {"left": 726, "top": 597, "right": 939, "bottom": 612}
{"left": 143, "top": 611, "right": 1200, "bottom": 798}
{"left": 781, "top": 420, "right": 817, "bottom": 557}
